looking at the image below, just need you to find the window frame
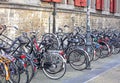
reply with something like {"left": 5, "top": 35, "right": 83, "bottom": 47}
{"left": 110, "top": 0, "right": 116, "bottom": 13}
{"left": 96, "top": 0, "right": 104, "bottom": 11}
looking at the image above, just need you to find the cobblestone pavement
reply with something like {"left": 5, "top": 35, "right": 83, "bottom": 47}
{"left": 29, "top": 53, "right": 120, "bottom": 83}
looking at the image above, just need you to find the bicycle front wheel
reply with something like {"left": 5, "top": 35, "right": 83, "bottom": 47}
{"left": 68, "top": 48, "right": 89, "bottom": 71}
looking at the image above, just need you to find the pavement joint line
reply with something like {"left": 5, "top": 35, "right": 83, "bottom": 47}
{"left": 62, "top": 54, "right": 120, "bottom": 83}
{"left": 84, "top": 63, "right": 120, "bottom": 83}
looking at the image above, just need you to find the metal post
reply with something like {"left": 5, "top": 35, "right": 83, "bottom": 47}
{"left": 49, "top": 15, "right": 51, "bottom": 33}
{"left": 86, "top": 0, "right": 91, "bottom": 69}
{"left": 52, "top": 2, "right": 56, "bottom": 33}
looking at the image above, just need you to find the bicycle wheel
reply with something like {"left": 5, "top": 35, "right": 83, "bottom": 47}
{"left": 9, "top": 62, "right": 20, "bottom": 83}
{"left": 78, "top": 36, "right": 85, "bottom": 46}
{"left": 65, "top": 45, "right": 77, "bottom": 62}
{"left": 0, "top": 63, "right": 7, "bottom": 83}
{"left": 42, "top": 51, "right": 66, "bottom": 80}
{"left": 68, "top": 48, "right": 89, "bottom": 71}
{"left": 15, "top": 58, "right": 29, "bottom": 83}
{"left": 93, "top": 48, "right": 101, "bottom": 61}
{"left": 99, "top": 42, "right": 110, "bottom": 58}
{"left": 25, "top": 56, "right": 34, "bottom": 82}
{"left": 42, "top": 33, "right": 59, "bottom": 50}
{"left": 112, "top": 45, "right": 120, "bottom": 54}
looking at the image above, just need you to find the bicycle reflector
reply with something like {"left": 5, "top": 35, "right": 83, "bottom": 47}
{"left": 20, "top": 55, "right": 26, "bottom": 59}
{"left": 59, "top": 50, "right": 64, "bottom": 55}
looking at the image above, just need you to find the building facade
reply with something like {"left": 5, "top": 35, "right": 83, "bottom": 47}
{"left": 0, "top": 0, "right": 120, "bottom": 36}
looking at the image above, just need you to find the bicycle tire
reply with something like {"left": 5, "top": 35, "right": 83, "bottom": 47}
{"left": 112, "top": 45, "right": 120, "bottom": 54}
{"left": 9, "top": 62, "right": 20, "bottom": 83}
{"left": 25, "top": 56, "right": 34, "bottom": 82}
{"left": 42, "top": 33, "right": 59, "bottom": 50}
{"left": 15, "top": 58, "right": 29, "bottom": 83}
{"left": 42, "top": 51, "right": 66, "bottom": 80}
{"left": 93, "top": 48, "right": 101, "bottom": 61}
{"left": 99, "top": 42, "right": 110, "bottom": 58}
{"left": 68, "top": 48, "right": 90, "bottom": 71}
{"left": 0, "top": 63, "right": 7, "bottom": 83}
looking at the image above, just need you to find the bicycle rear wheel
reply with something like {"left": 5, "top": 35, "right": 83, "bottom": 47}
{"left": 42, "top": 51, "right": 66, "bottom": 80}
{"left": 15, "top": 58, "right": 29, "bottom": 83}
{"left": 99, "top": 42, "right": 110, "bottom": 58}
{"left": 25, "top": 56, "right": 34, "bottom": 82}
{"left": 9, "top": 62, "right": 20, "bottom": 83}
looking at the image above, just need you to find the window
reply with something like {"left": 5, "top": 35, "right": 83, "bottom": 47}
{"left": 80, "top": 0, "right": 86, "bottom": 7}
{"left": 110, "top": 0, "right": 116, "bottom": 13}
{"left": 52, "top": 0, "right": 61, "bottom": 3}
{"left": 41, "top": 0, "right": 61, "bottom": 3}
{"left": 96, "top": 0, "right": 104, "bottom": 10}
{"left": 74, "top": 0, "right": 81, "bottom": 6}
{"left": 74, "top": 0, "right": 86, "bottom": 7}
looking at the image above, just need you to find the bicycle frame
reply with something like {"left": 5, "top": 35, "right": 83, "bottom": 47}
{"left": 0, "top": 56, "right": 11, "bottom": 81}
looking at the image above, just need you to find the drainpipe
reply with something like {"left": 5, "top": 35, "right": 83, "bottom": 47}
{"left": 52, "top": 2, "right": 56, "bottom": 33}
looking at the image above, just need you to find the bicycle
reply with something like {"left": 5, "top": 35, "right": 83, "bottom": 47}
{"left": 0, "top": 53, "right": 20, "bottom": 83}
{"left": 25, "top": 31, "right": 67, "bottom": 80}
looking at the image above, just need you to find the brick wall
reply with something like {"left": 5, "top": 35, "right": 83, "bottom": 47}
{"left": 0, "top": 2, "right": 120, "bottom": 39}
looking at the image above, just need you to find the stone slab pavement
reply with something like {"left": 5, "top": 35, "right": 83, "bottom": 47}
{"left": 29, "top": 53, "right": 120, "bottom": 83}
{"left": 86, "top": 63, "right": 120, "bottom": 83}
